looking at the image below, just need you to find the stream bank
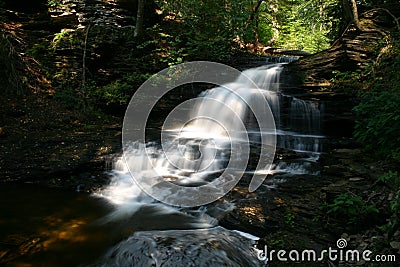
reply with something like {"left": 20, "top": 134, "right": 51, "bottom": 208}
{"left": 0, "top": 93, "right": 122, "bottom": 191}
{"left": 1, "top": 57, "right": 398, "bottom": 267}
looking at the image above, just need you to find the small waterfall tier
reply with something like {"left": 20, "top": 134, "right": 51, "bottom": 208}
{"left": 93, "top": 61, "right": 325, "bottom": 266}
{"left": 96, "top": 62, "right": 325, "bottom": 211}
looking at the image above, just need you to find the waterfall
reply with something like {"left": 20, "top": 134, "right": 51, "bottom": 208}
{"left": 289, "top": 97, "right": 321, "bottom": 134}
{"left": 92, "top": 61, "right": 325, "bottom": 266}
{"left": 237, "top": 65, "right": 283, "bottom": 91}
{"left": 265, "top": 56, "right": 299, "bottom": 64}
{"left": 95, "top": 62, "right": 324, "bottom": 212}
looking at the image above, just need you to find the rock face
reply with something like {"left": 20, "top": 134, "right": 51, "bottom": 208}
{"left": 3, "top": 0, "right": 47, "bottom": 13}
{"left": 49, "top": 0, "right": 136, "bottom": 29}
{"left": 276, "top": 9, "right": 400, "bottom": 139}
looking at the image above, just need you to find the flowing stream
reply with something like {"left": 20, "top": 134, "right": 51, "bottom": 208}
{"left": 91, "top": 59, "right": 325, "bottom": 266}
{"left": 0, "top": 59, "right": 326, "bottom": 266}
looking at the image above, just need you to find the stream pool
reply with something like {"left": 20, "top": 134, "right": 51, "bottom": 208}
{"left": 1, "top": 61, "right": 328, "bottom": 266}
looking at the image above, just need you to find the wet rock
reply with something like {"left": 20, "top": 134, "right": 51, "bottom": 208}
{"left": 94, "top": 227, "right": 263, "bottom": 267}
{"left": 349, "top": 177, "right": 364, "bottom": 182}
{"left": 322, "top": 164, "right": 349, "bottom": 176}
{"left": 334, "top": 148, "right": 362, "bottom": 158}
{"left": 275, "top": 148, "right": 310, "bottom": 160}
{"left": 390, "top": 241, "right": 400, "bottom": 250}
{"left": 356, "top": 260, "right": 366, "bottom": 265}
{"left": 394, "top": 231, "right": 400, "bottom": 238}
{"left": 51, "top": 13, "right": 79, "bottom": 29}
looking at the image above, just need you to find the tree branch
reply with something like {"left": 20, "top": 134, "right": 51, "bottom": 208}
{"left": 362, "top": 8, "right": 400, "bottom": 32}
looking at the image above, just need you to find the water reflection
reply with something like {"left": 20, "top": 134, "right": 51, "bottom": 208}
{"left": 0, "top": 183, "right": 115, "bottom": 266}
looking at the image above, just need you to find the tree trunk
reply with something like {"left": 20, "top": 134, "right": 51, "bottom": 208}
{"left": 81, "top": 23, "right": 91, "bottom": 110}
{"left": 342, "top": 0, "right": 362, "bottom": 30}
{"left": 134, "top": 0, "right": 144, "bottom": 37}
{"left": 251, "top": 0, "right": 264, "bottom": 49}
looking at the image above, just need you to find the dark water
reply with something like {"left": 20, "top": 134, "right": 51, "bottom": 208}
{"left": 0, "top": 61, "right": 327, "bottom": 266}
{"left": 0, "top": 183, "right": 230, "bottom": 266}
{"left": 0, "top": 182, "right": 264, "bottom": 265}
{"left": 0, "top": 183, "right": 112, "bottom": 266}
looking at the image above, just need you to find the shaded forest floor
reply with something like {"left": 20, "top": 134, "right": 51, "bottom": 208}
{"left": 0, "top": 92, "right": 122, "bottom": 191}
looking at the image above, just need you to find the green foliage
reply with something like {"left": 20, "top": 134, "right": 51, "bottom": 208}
{"left": 91, "top": 73, "right": 152, "bottom": 105}
{"left": 144, "top": 22, "right": 237, "bottom": 65}
{"left": 186, "top": 34, "right": 237, "bottom": 62}
{"left": 353, "top": 33, "right": 400, "bottom": 162}
{"left": 26, "top": 43, "right": 49, "bottom": 59}
{"left": 52, "top": 71, "right": 84, "bottom": 109}
{"left": 379, "top": 189, "right": 400, "bottom": 239}
{"left": 153, "top": 0, "right": 253, "bottom": 60}
{"left": 151, "top": 0, "right": 342, "bottom": 57}
{"left": 47, "top": 0, "right": 62, "bottom": 8}
{"left": 54, "top": 85, "right": 84, "bottom": 109}
{"left": 279, "top": 19, "right": 330, "bottom": 53}
{"left": 284, "top": 212, "right": 295, "bottom": 227}
{"left": 354, "top": 88, "right": 400, "bottom": 162}
{"left": 375, "top": 171, "right": 400, "bottom": 188}
{"left": 322, "top": 193, "right": 379, "bottom": 226}
{"left": 389, "top": 190, "right": 400, "bottom": 224}
{"left": 51, "top": 30, "right": 79, "bottom": 50}
{"left": 53, "top": 71, "right": 152, "bottom": 110}
{"left": 273, "top": 0, "right": 340, "bottom": 53}
{"left": 257, "top": 16, "right": 274, "bottom": 45}
{"left": 376, "top": 171, "right": 400, "bottom": 239}
{"left": 156, "top": 0, "right": 255, "bottom": 42}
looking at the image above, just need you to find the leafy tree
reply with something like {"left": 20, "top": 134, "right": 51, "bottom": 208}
{"left": 150, "top": 0, "right": 342, "bottom": 58}
{"left": 266, "top": 0, "right": 341, "bottom": 53}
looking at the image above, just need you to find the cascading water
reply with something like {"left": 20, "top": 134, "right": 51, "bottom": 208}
{"left": 93, "top": 59, "right": 325, "bottom": 266}
{"left": 289, "top": 97, "right": 321, "bottom": 134}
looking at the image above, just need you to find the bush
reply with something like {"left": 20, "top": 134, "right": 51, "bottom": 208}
{"left": 144, "top": 24, "right": 238, "bottom": 65}
{"left": 379, "top": 189, "right": 400, "bottom": 239}
{"left": 354, "top": 89, "right": 400, "bottom": 162}
{"left": 322, "top": 193, "right": 379, "bottom": 226}
{"left": 353, "top": 34, "right": 400, "bottom": 162}
{"left": 91, "top": 73, "right": 152, "bottom": 106}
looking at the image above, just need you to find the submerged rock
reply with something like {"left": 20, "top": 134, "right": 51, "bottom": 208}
{"left": 92, "top": 226, "right": 263, "bottom": 267}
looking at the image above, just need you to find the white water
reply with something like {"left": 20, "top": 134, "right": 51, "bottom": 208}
{"left": 92, "top": 61, "right": 326, "bottom": 266}
{"left": 95, "top": 65, "right": 281, "bottom": 212}
{"left": 265, "top": 56, "right": 299, "bottom": 64}
{"left": 96, "top": 62, "right": 324, "bottom": 213}
{"left": 289, "top": 97, "right": 322, "bottom": 134}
